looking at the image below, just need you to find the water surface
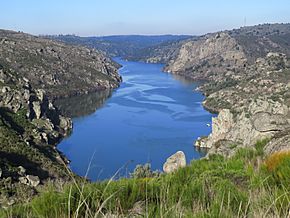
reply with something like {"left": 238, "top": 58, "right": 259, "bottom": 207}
{"left": 57, "top": 58, "right": 213, "bottom": 180}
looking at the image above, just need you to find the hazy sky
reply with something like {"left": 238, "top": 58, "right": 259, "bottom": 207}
{"left": 1, "top": 0, "right": 289, "bottom": 36}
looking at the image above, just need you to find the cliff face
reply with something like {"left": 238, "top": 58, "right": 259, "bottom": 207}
{"left": 165, "top": 32, "right": 247, "bottom": 79}
{"left": 0, "top": 30, "right": 121, "bottom": 99}
{"left": 0, "top": 65, "right": 72, "bottom": 206}
{"left": 165, "top": 24, "right": 290, "bottom": 81}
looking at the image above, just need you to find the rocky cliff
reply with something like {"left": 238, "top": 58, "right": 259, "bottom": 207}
{"left": 0, "top": 30, "right": 121, "bottom": 99}
{"left": 195, "top": 53, "right": 290, "bottom": 156}
{"left": 0, "top": 64, "right": 72, "bottom": 207}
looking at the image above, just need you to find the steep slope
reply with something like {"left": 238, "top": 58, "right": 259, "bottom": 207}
{"left": 0, "top": 64, "right": 72, "bottom": 206}
{"left": 0, "top": 30, "right": 121, "bottom": 99}
{"left": 165, "top": 32, "right": 248, "bottom": 79}
{"left": 165, "top": 23, "right": 290, "bottom": 81}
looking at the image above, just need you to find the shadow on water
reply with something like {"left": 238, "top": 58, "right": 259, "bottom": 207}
{"left": 54, "top": 89, "right": 113, "bottom": 118}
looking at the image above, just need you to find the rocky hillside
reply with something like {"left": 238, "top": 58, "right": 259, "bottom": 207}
{"left": 229, "top": 23, "right": 290, "bottom": 63}
{"left": 0, "top": 30, "right": 121, "bottom": 99}
{"left": 195, "top": 52, "right": 290, "bottom": 157}
{"left": 165, "top": 23, "right": 290, "bottom": 80}
{"left": 0, "top": 64, "right": 73, "bottom": 207}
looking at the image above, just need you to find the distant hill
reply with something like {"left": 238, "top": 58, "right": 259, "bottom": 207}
{"left": 45, "top": 34, "right": 192, "bottom": 61}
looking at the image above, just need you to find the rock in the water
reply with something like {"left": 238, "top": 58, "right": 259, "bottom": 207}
{"left": 26, "top": 175, "right": 40, "bottom": 187}
{"left": 0, "top": 168, "right": 2, "bottom": 178}
{"left": 163, "top": 151, "right": 186, "bottom": 173}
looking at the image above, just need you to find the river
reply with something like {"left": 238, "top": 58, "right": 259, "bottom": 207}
{"left": 56, "top": 58, "right": 213, "bottom": 181}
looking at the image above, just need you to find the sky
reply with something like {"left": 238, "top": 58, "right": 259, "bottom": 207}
{"left": 0, "top": 0, "right": 289, "bottom": 36}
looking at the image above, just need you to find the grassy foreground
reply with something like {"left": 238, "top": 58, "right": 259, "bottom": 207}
{"left": 1, "top": 146, "right": 289, "bottom": 218}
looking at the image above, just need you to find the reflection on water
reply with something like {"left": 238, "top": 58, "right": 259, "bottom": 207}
{"left": 172, "top": 74, "right": 205, "bottom": 88}
{"left": 172, "top": 74, "right": 196, "bottom": 85}
{"left": 54, "top": 89, "right": 112, "bottom": 118}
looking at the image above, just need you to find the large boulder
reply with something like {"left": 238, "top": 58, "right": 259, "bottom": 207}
{"left": 163, "top": 151, "right": 186, "bottom": 173}
{"left": 26, "top": 175, "right": 40, "bottom": 187}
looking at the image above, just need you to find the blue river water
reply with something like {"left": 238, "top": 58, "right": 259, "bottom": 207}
{"left": 57, "top": 58, "right": 213, "bottom": 181}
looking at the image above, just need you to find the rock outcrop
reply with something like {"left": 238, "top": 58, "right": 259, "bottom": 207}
{"left": 163, "top": 151, "right": 186, "bottom": 173}
{"left": 0, "top": 65, "right": 73, "bottom": 206}
{"left": 0, "top": 29, "right": 121, "bottom": 99}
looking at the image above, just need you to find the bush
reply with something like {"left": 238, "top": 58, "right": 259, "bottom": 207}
{"left": 264, "top": 150, "right": 290, "bottom": 186}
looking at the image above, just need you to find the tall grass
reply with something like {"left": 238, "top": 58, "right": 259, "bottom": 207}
{"left": 1, "top": 148, "right": 289, "bottom": 217}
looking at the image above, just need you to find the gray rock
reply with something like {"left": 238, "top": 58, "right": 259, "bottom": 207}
{"left": 19, "top": 176, "right": 28, "bottom": 185}
{"left": 32, "top": 101, "right": 42, "bottom": 119}
{"left": 26, "top": 175, "right": 40, "bottom": 187}
{"left": 163, "top": 151, "right": 186, "bottom": 173}
{"left": 59, "top": 116, "right": 72, "bottom": 134}
{"left": 0, "top": 168, "right": 2, "bottom": 178}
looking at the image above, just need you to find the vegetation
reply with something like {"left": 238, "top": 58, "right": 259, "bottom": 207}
{"left": 1, "top": 148, "right": 289, "bottom": 218}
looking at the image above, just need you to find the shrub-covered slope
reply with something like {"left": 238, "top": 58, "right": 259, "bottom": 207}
{"left": 0, "top": 30, "right": 121, "bottom": 99}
